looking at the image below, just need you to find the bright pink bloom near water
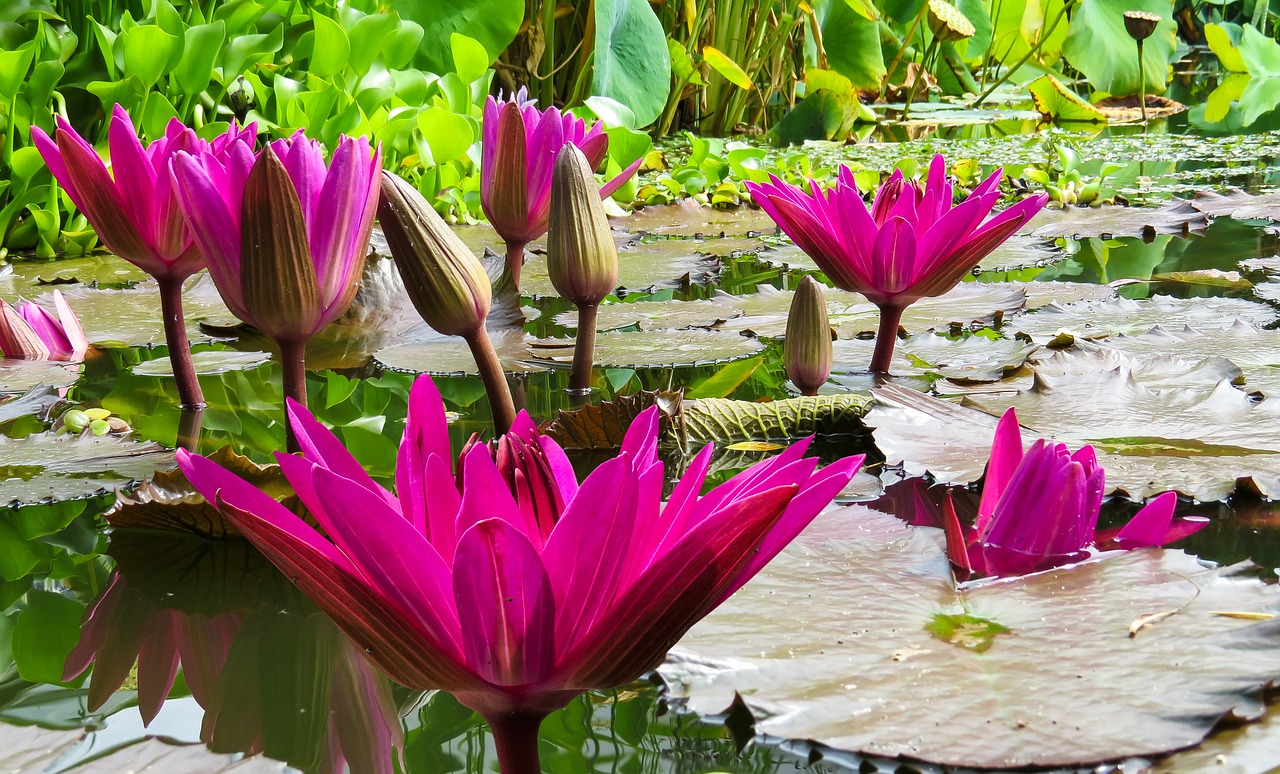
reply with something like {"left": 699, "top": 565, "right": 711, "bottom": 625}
{"left": 746, "top": 155, "right": 1049, "bottom": 372}
{"left": 0, "top": 290, "right": 88, "bottom": 360}
{"left": 177, "top": 374, "right": 861, "bottom": 773}
{"left": 482, "top": 88, "right": 642, "bottom": 287}
{"left": 945, "top": 408, "right": 1206, "bottom": 579}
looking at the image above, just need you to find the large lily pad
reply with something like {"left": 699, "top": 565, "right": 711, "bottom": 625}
{"left": 0, "top": 254, "right": 149, "bottom": 296}
{"left": 1021, "top": 200, "right": 1210, "bottom": 239}
{"left": 0, "top": 385, "right": 59, "bottom": 425}
{"left": 0, "top": 358, "right": 80, "bottom": 393}
{"left": 131, "top": 350, "right": 272, "bottom": 377}
{"left": 723, "top": 283, "right": 1027, "bottom": 339}
{"left": 1007, "top": 295, "right": 1277, "bottom": 342}
{"left": 1190, "top": 189, "right": 1280, "bottom": 221}
{"left": 519, "top": 240, "right": 725, "bottom": 297}
{"left": 832, "top": 333, "right": 1036, "bottom": 382}
{"left": 0, "top": 432, "right": 176, "bottom": 506}
{"left": 868, "top": 361, "right": 1280, "bottom": 500}
{"left": 532, "top": 330, "right": 764, "bottom": 368}
{"left": 373, "top": 329, "right": 540, "bottom": 375}
{"left": 1094, "top": 321, "right": 1280, "bottom": 397}
{"left": 554, "top": 297, "right": 743, "bottom": 331}
{"left": 50, "top": 275, "right": 233, "bottom": 348}
{"left": 1016, "top": 280, "right": 1117, "bottom": 309}
{"left": 662, "top": 507, "right": 1280, "bottom": 769}
{"left": 619, "top": 205, "right": 779, "bottom": 237}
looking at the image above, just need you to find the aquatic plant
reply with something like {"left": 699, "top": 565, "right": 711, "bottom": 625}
{"left": 547, "top": 145, "right": 620, "bottom": 392}
{"left": 31, "top": 108, "right": 254, "bottom": 406}
{"left": 377, "top": 170, "right": 517, "bottom": 434}
{"left": 0, "top": 290, "right": 88, "bottom": 361}
{"left": 784, "top": 276, "right": 833, "bottom": 396}
{"left": 171, "top": 132, "right": 380, "bottom": 447}
{"left": 177, "top": 374, "right": 862, "bottom": 774}
{"left": 482, "top": 88, "right": 640, "bottom": 289}
{"left": 746, "top": 155, "right": 1048, "bottom": 372}
{"left": 945, "top": 408, "right": 1205, "bottom": 579}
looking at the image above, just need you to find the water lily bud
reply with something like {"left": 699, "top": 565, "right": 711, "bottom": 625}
{"left": 377, "top": 170, "right": 491, "bottom": 337}
{"left": 547, "top": 144, "right": 618, "bottom": 306}
{"left": 785, "top": 276, "right": 833, "bottom": 396}
{"left": 927, "top": 0, "right": 975, "bottom": 43}
{"left": 1123, "top": 11, "right": 1160, "bottom": 42}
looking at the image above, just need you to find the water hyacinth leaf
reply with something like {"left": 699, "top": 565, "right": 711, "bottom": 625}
{"left": 1022, "top": 200, "right": 1209, "bottom": 239}
{"left": 532, "top": 329, "right": 764, "bottom": 368}
{"left": 662, "top": 508, "right": 1280, "bottom": 768}
{"left": 1007, "top": 295, "right": 1277, "bottom": 342}
{"left": 592, "top": 0, "right": 671, "bottom": 127}
{"left": 0, "top": 432, "right": 175, "bottom": 506}
{"left": 131, "top": 350, "right": 272, "bottom": 377}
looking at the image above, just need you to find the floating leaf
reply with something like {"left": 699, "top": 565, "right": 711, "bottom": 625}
{"left": 680, "top": 394, "right": 871, "bottom": 448}
{"left": 1190, "top": 189, "right": 1280, "bottom": 221}
{"left": 1022, "top": 200, "right": 1209, "bottom": 239}
{"left": 0, "top": 385, "right": 59, "bottom": 425}
{"left": 554, "top": 297, "right": 742, "bottom": 331}
{"left": 620, "top": 205, "right": 779, "bottom": 237}
{"left": 131, "top": 350, "right": 272, "bottom": 377}
{"left": 0, "top": 359, "right": 79, "bottom": 393}
{"left": 531, "top": 330, "right": 764, "bottom": 368}
{"left": 1017, "top": 280, "right": 1117, "bottom": 308}
{"left": 832, "top": 333, "right": 1035, "bottom": 382}
{"left": 49, "top": 275, "right": 233, "bottom": 348}
{"left": 543, "top": 390, "right": 677, "bottom": 451}
{"left": 0, "top": 432, "right": 175, "bottom": 506}
{"left": 374, "top": 329, "right": 539, "bottom": 375}
{"left": 1027, "top": 73, "right": 1107, "bottom": 122}
{"left": 1097, "top": 321, "right": 1280, "bottom": 398}
{"left": 662, "top": 508, "right": 1280, "bottom": 768}
{"left": 0, "top": 254, "right": 147, "bottom": 295}
{"left": 1007, "top": 295, "right": 1277, "bottom": 342}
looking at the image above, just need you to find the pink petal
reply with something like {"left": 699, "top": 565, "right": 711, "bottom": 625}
{"left": 1115, "top": 491, "right": 1183, "bottom": 546}
{"left": 975, "top": 408, "right": 1024, "bottom": 536}
{"left": 285, "top": 397, "right": 396, "bottom": 508}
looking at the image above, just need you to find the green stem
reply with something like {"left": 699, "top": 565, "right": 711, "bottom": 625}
{"left": 156, "top": 275, "right": 205, "bottom": 409}
{"left": 901, "top": 38, "right": 940, "bottom": 120}
{"left": 569, "top": 302, "right": 598, "bottom": 393}
{"left": 466, "top": 326, "right": 517, "bottom": 436}
{"left": 886, "top": 1, "right": 932, "bottom": 85}
{"left": 971, "top": 0, "right": 1074, "bottom": 108}
{"left": 870, "top": 303, "right": 905, "bottom": 374}
{"left": 1137, "top": 40, "right": 1148, "bottom": 123}
{"left": 176, "top": 407, "right": 204, "bottom": 453}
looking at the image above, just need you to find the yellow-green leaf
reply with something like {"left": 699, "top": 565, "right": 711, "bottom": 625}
{"left": 1027, "top": 73, "right": 1106, "bottom": 123}
{"left": 842, "top": 0, "right": 879, "bottom": 21}
{"left": 703, "top": 45, "right": 753, "bottom": 90}
{"left": 1205, "top": 23, "right": 1246, "bottom": 73}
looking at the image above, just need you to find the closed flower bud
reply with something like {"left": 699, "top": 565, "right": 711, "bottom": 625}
{"left": 547, "top": 145, "right": 618, "bottom": 306}
{"left": 785, "top": 276, "right": 833, "bottom": 396}
{"left": 377, "top": 171, "right": 491, "bottom": 337}
{"left": 1123, "top": 10, "right": 1160, "bottom": 42}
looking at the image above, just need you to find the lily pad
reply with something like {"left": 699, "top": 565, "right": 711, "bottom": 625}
{"left": 532, "top": 329, "right": 764, "bottom": 368}
{"left": 662, "top": 507, "right": 1280, "bottom": 769}
{"left": 554, "top": 297, "right": 743, "bottom": 331}
{"left": 0, "top": 359, "right": 80, "bottom": 393}
{"left": 373, "top": 329, "right": 541, "bottom": 375}
{"left": 1093, "top": 321, "right": 1280, "bottom": 397}
{"left": 0, "top": 432, "right": 176, "bottom": 506}
{"left": 1022, "top": 200, "right": 1210, "bottom": 239}
{"left": 832, "top": 334, "right": 1035, "bottom": 382}
{"left": 1016, "top": 280, "right": 1118, "bottom": 309}
{"left": 0, "top": 254, "right": 149, "bottom": 296}
{"left": 519, "top": 240, "right": 724, "bottom": 297}
{"left": 1007, "top": 295, "right": 1277, "bottom": 342}
{"left": 723, "top": 283, "right": 1027, "bottom": 339}
{"left": 131, "top": 350, "right": 272, "bottom": 377}
{"left": 0, "top": 385, "right": 59, "bottom": 425}
{"left": 1024, "top": 343, "right": 1243, "bottom": 391}
{"left": 1191, "top": 189, "right": 1280, "bottom": 221}
{"left": 49, "top": 275, "right": 233, "bottom": 348}
{"left": 619, "top": 204, "right": 779, "bottom": 237}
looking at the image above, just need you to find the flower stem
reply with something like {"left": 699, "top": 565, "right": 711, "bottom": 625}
{"left": 505, "top": 240, "right": 527, "bottom": 290}
{"left": 870, "top": 304, "right": 905, "bottom": 373}
{"left": 176, "top": 407, "right": 204, "bottom": 452}
{"left": 488, "top": 710, "right": 545, "bottom": 774}
{"left": 570, "top": 302, "right": 598, "bottom": 393}
{"left": 156, "top": 275, "right": 205, "bottom": 409}
{"left": 1137, "top": 40, "right": 1148, "bottom": 123}
{"left": 466, "top": 326, "right": 517, "bottom": 436}
{"left": 277, "top": 338, "right": 308, "bottom": 453}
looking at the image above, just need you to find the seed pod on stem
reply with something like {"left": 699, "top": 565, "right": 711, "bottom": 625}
{"left": 547, "top": 145, "right": 619, "bottom": 393}
{"left": 785, "top": 276, "right": 833, "bottom": 396}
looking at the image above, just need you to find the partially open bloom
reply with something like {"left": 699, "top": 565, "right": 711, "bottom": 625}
{"left": 178, "top": 375, "right": 861, "bottom": 771}
{"left": 746, "top": 155, "right": 1048, "bottom": 372}
{"left": 0, "top": 290, "right": 88, "bottom": 360}
{"left": 945, "top": 408, "right": 1206, "bottom": 578}
{"left": 482, "top": 88, "right": 641, "bottom": 287}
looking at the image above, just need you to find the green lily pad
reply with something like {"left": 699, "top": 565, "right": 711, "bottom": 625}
{"left": 131, "top": 350, "right": 272, "bottom": 377}
{"left": 0, "top": 359, "right": 80, "bottom": 393}
{"left": 532, "top": 329, "right": 764, "bottom": 368}
{"left": 0, "top": 254, "right": 149, "bottom": 296}
{"left": 554, "top": 297, "right": 743, "bottom": 331}
{"left": 519, "top": 240, "right": 724, "bottom": 297}
{"left": 49, "top": 275, "right": 233, "bottom": 348}
{"left": 663, "top": 507, "right": 1280, "bottom": 768}
{"left": 832, "top": 333, "right": 1035, "bottom": 382}
{"left": 1007, "top": 295, "right": 1277, "bottom": 342}
{"left": 373, "top": 329, "right": 541, "bottom": 375}
{"left": 1022, "top": 200, "right": 1209, "bottom": 239}
{"left": 0, "top": 432, "right": 176, "bottom": 506}
{"left": 619, "top": 205, "right": 779, "bottom": 237}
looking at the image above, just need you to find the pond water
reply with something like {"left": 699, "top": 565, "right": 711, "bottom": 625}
{"left": 5, "top": 100, "right": 1280, "bottom": 772}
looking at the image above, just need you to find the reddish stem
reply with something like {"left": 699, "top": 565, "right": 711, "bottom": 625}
{"left": 176, "top": 407, "right": 204, "bottom": 452}
{"left": 505, "top": 240, "right": 527, "bottom": 290}
{"left": 487, "top": 709, "right": 545, "bottom": 774}
{"left": 466, "top": 326, "right": 517, "bottom": 436}
{"left": 569, "top": 302, "right": 598, "bottom": 393}
{"left": 156, "top": 275, "right": 205, "bottom": 409}
{"left": 870, "top": 303, "right": 905, "bottom": 373}
{"left": 277, "top": 338, "right": 308, "bottom": 453}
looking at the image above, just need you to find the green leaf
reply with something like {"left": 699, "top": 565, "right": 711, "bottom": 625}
{"left": 1238, "top": 22, "right": 1280, "bottom": 77}
{"left": 772, "top": 89, "right": 862, "bottom": 145}
{"left": 1027, "top": 73, "right": 1107, "bottom": 123}
{"left": 449, "top": 32, "right": 488, "bottom": 83}
{"left": 308, "top": 12, "right": 350, "bottom": 78}
{"left": 1061, "top": 0, "right": 1176, "bottom": 96}
{"left": 387, "top": 0, "right": 519, "bottom": 75}
{"left": 0, "top": 44, "right": 34, "bottom": 100}
{"left": 86, "top": 74, "right": 145, "bottom": 114}
{"left": 221, "top": 23, "right": 283, "bottom": 80}
{"left": 415, "top": 105, "right": 474, "bottom": 165}
{"left": 841, "top": 0, "right": 880, "bottom": 21}
{"left": 12, "top": 590, "right": 84, "bottom": 684}
{"left": 989, "top": 0, "right": 1067, "bottom": 66}
{"left": 805, "top": 0, "right": 884, "bottom": 91}
{"left": 702, "top": 45, "right": 752, "bottom": 89}
{"left": 346, "top": 12, "right": 399, "bottom": 76}
{"left": 174, "top": 21, "right": 225, "bottom": 96}
{"left": 686, "top": 356, "right": 763, "bottom": 398}
{"left": 593, "top": 0, "right": 672, "bottom": 127}
{"left": 1205, "top": 22, "right": 1246, "bottom": 73}
{"left": 120, "top": 24, "right": 181, "bottom": 88}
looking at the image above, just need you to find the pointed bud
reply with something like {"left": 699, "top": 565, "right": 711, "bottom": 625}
{"left": 784, "top": 276, "right": 833, "bottom": 396}
{"left": 377, "top": 171, "right": 491, "bottom": 337}
{"left": 1123, "top": 10, "right": 1160, "bottom": 42}
{"left": 0, "top": 299, "right": 51, "bottom": 359}
{"left": 239, "top": 147, "right": 322, "bottom": 343}
{"left": 546, "top": 145, "right": 618, "bottom": 306}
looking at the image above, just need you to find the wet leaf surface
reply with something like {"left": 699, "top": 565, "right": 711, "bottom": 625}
{"left": 1016, "top": 280, "right": 1118, "bottom": 308}
{"left": 1191, "top": 189, "right": 1280, "bottom": 221}
{"left": 619, "top": 204, "right": 779, "bottom": 237}
{"left": 1022, "top": 200, "right": 1210, "bottom": 239}
{"left": 0, "top": 722, "right": 289, "bottom": 773}
{"left": 532, "top": 330, "right": 764, "bottom": 368}
{"left": 373, "top": 329, "right": 539, "bottom": 375}
{"left": 1090, "top": 321, "right": 1280, "bottom": 398}
{"left": 0, "top": 385, "right": 59, "bottom": 425}
{"left": 0, "top": 432, "right": 175, "bottom": 506}
{"left": 1007, "top": 295, "right": 1277, "bottom": 342}
{"left": 0, "top": 359, "right": 80, "bottom": 393}
{"left": 662, "top": 507, "right": 1280, "bottom": 768}
{"left": 519, "top": 240, "right": 725, "bottom": 296}
{"left": 131, "top": 350, "right": 273, "bottom": 377}
{"left": 0, "top": 255, "right": 149, "bottom": 296}
{"left": 832, "top": 334, "right": 1036, "bottom": 382}
{"left": 49, "top": 275, "right": 233, "bottom": 348}
{"left": 554, "top": 297, "right": 743, "bottom": 331}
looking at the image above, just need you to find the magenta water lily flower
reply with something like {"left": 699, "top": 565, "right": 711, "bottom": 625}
{"left": 32, "top": 106, "right": 256, "bottom": 406}
{"left": 177, "top": 374, "right": 861, "bottom": 773}
{"left": 944, "top": 408, "right": 1206, "bottom": 579}
{"left": 746, "top": 155, "right": 1049, "bottom": 372}
{"left": 482, "top": 88, "right": 642, "bottom": 288}
{"left": 0, "top": 290, "right": 88, "bottom": 360}
{"left": 171, "top": 132, "right": 380, "bottom": 433}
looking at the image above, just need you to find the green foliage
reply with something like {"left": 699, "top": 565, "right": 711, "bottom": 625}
{"left": 388, "top": 0, "right": 522, "bottom": 76}
{"left": 1061, "top": 0, "right": 1177, "bottom": 96}
{"left": 593, "top": 0, "right": 672, "bottom": 127}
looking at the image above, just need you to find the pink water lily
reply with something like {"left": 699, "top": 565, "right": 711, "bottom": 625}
{"left": 482, "top": 88, "right": 641, "bottom": 288}
{"left": 944, "top": 408, "right": 1206, "bottom": 579}
{"left": 32, "top": 107, "right": 257, "bottom": 406}
{"left": 0, "top": 290, "right": 88, "bottom": 360}
{"left": 746, "top": 155, "right": 1049, "bottom": 372}
{"left": 171, "top": 132, "right": 380, "bottom": 428}
{"left": 177, "top": 374, "right": 861, "bottom": 773}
